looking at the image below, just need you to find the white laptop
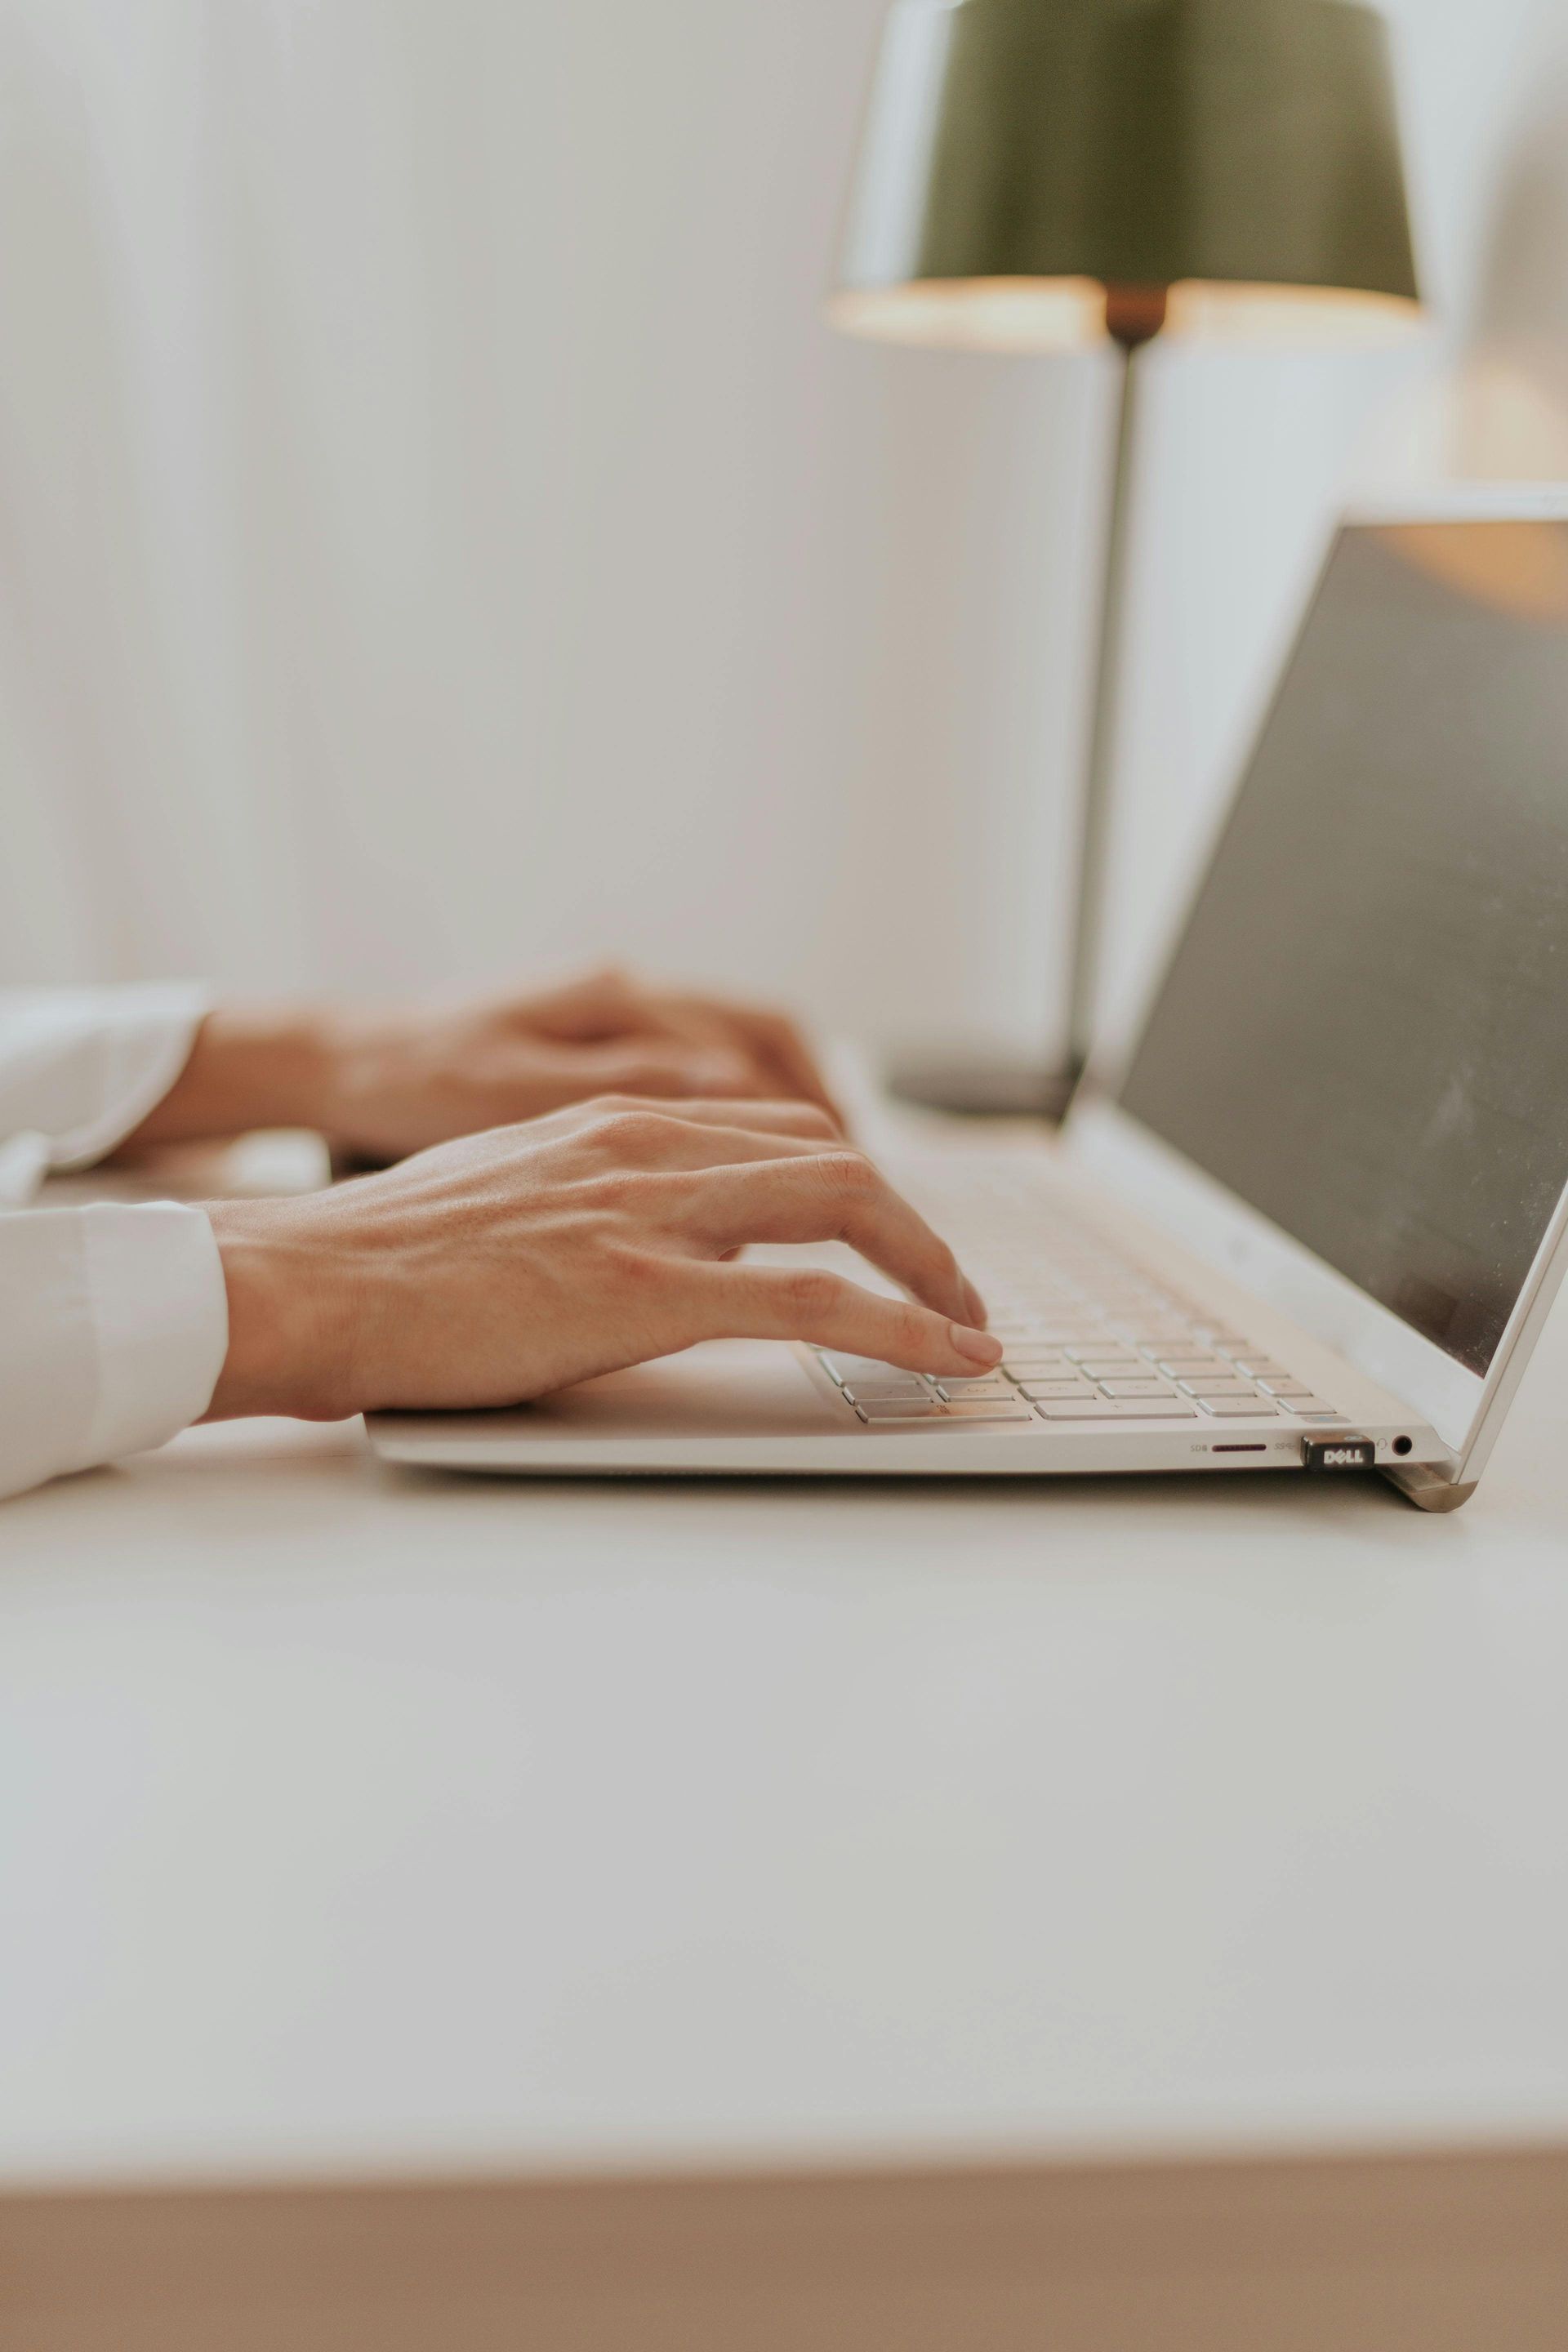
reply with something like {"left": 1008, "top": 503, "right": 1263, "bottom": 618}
{"left": 371, "top": 490, "right": 1568, "bottom": 1512}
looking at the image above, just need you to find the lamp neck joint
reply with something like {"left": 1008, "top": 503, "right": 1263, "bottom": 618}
{"left": 1103, "top": 283, "right": 1169, "bottom": 348}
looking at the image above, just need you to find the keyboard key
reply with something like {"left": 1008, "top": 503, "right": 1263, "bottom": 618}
{"left": 855, "top": 1399, "right": 945, "bottom": 1420}
{"left": 1098, "top": 1379, "right": 1178, "bottom": 1399}
{"left": 995, "top": 1318, "right": 1090, "bottom": 1334}
{"left": 1157, "top": 1356, "right": 1232, "bottom": 1376}
{"left": 841, "top": 1380, "right": 932, "bottom": 1405}
{"left": 1000, "top": 1356, "right": 1073, "bottom": 1377}
{"left": 1034, "top": 1396, "right": 1196, "bottom": 1420}
{"left": 941, "top": 1401, "right": 1036, "bottom": 1422}
{"left": 933, "top": 1379, "right": 1015, "bottom": 1401}
{"left": 1178, "top": 1379, "right": 1258, "bottom": 1399}
{"left": 1197, "top": 1397, "right": 1277, "bottom": 1418}
{"left": 1256, "top": 1379, "right": 1312, "bottom": 1398}
{"left": 820, "top": 1352, "right": 907, "bottom": 1384}
{"left": 1033, "top": 1398, "right": 1125, "bottom": 1419}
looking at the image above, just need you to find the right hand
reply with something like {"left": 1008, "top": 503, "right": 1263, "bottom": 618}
{"left": 203, "top": 1098, "right": 1000, "bottom": 1423}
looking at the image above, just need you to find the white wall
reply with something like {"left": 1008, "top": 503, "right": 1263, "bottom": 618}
{"left": 0, "top": 0, "right": 1565, "bottom": 1066}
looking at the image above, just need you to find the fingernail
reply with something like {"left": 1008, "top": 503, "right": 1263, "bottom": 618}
{"left": 962, "top": 1278, "right": 989, "bottom": 1329}
{"left": 951, "top": 1322, "right": 1004, "bottom": 1365}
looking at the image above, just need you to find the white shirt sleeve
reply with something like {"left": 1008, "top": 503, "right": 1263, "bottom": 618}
{"left": 0, "top": 987, "right": 231, "bottom": 1503}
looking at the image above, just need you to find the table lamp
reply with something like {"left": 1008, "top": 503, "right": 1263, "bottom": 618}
{"left": 830, "top": 0, "right": 1422, "bottom": 1116}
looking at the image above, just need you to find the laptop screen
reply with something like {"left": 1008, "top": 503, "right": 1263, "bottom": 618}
{"left": 1116, "top": 517, "right": 1568, "bottom": 1377}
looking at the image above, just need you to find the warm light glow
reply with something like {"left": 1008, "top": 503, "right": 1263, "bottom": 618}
{"left": 1165, "top": 279, "right": 1424, "bottom": 347}
{"left": 829, "top": 275, "right": 1423, "bottom": 353}
{"left": 1376, "top": 520, "right": 1568, "bottom": 626}
{"left": 826, "top": 277, "right": 1105, "bottom": 351}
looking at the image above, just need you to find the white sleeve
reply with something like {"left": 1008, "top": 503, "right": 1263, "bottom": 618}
{"left": 0, "top": 986, "right": 229, "bottom": 1502}
{"left": 0, "top": 1202, "right": 229, "bottom": 1503}
{"left": 0, "top": 982, "right": 211, "bottom": 1193}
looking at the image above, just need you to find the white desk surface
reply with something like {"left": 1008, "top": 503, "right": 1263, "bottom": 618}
{"left": 3, "top": 1195, "right": 1568, "bottom": 2192}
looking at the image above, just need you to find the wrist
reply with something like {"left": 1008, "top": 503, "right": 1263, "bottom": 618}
{"left": 202, "top": 1197, "right": 364, "bottom": 1422}
{"left": 126, "top": 1004, "right": 343, "bottom": 1148}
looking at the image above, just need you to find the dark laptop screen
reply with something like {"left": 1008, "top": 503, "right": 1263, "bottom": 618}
{"left": 1116, "top": 518, "right": 1568, "bottom": 1376}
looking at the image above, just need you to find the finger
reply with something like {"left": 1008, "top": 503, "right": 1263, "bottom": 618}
{"left": 530, "top": 981, "right": 844, "bottom": 1124}
{"left": 576, "top": 1111, "right": 851, "bottom": 1174}
{"left": 706, "top": 1002, "right": 843, "bottom": 1125}
{"left": 675, "top": 1152, "right": 982, "bottom": 1325}
{"left": 510, "top": 1095, "right": 836, "bottom": 1153}
{"left": 693, "top": 1263, "right": 1001, "bottom": 1376}
{"left": 588, "top": 1002, "right": 796, "bottom": 1108}
{"left": 531, "top": 972, "right": 742, "bottom": 1057}
{"left": 572, "top": 1040, "right": 765, "bottom": 1099}
{"left": 633, "top": 989, "right": 840, "bottom": 1122}
{"left": 523, "top": 967, "right": 639, "bottom": 1041}
{"left": 584, "top": 1096, "right": 839, "bottom": 1141}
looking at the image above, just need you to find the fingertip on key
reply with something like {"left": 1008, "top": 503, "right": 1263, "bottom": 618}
{"left": 951, "top": 1323, "right": 1004, "bottom": 1366}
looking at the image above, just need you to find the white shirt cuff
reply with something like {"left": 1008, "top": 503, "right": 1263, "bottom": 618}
{"left": 0, "top": 982, "right": 211, "bottom": 1174}
{"left": 82, "top": 1202, "right": 230, "bottom": 1462}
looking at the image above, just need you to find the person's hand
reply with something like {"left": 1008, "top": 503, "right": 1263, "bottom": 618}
{"left": 203, "top": 1098, "right": 998, "bottom": 1422}
{"left": 129, "top": 969, "right": 840, "bottom": 1163}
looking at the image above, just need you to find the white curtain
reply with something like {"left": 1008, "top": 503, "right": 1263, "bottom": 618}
{"left": 0, "top": 0, "right": 1092, "bottom": 1058}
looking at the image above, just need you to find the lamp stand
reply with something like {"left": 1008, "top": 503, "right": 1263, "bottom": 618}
{"left": 885, "top": 285, "right": 1165, "bottom": 1123}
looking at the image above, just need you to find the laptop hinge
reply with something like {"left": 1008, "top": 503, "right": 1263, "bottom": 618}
{"left": 1382, "top": 1463, "right": 1478, "bottom": 1513}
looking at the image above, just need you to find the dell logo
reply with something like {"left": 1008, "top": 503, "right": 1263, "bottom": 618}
{"left": 1303, "top": 1436, "right": 1377, "bottom": 1472}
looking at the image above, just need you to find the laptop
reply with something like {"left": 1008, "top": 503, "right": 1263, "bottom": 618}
{"left": 371, "top": 489, "right": 1568, "bottom": 1512}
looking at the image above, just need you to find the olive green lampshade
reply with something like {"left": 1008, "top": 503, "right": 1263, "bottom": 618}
{"left": 830, "top": 0, "right": 1422, "bottom": 350}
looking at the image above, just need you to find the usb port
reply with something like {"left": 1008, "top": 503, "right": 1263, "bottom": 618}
{"left": 1303, "top": 1437, "right": 1376, "bottom": 1471}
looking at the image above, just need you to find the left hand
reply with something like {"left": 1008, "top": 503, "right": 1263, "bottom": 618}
{"left": 127, "top": 967, "right": 842, "bottom": 1161}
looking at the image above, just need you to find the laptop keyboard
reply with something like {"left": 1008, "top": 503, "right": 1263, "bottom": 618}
{"left": 815, "top": 1169, "right": 1351, "bottom": 1432}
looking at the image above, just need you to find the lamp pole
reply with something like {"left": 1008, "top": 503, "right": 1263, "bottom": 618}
{"left": 1061, "top": 283, "right": 1168, "bottom": 1098}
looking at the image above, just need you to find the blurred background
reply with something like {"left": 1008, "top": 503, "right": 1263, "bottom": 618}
{"left": 0, "top": 0, "right": 1565, "bottom": 1068}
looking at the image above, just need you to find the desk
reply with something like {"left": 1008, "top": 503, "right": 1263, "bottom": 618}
{"left": 2, "top": 1200, "right": 1568, "bottom": 2345}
